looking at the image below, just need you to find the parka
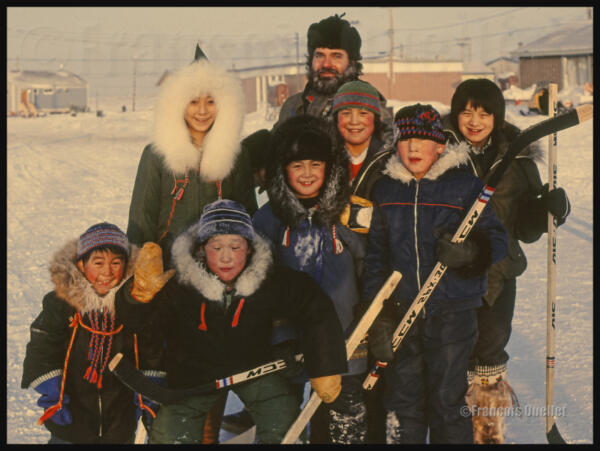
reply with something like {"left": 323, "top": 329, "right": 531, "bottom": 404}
{"left": 362, "top": 142, "right": 509, "bottom": 317}
{"left": 127, "top": 59, "right": 256, "bottom": 265}
{"left": 443, "top": 117, "right": 546, "bottom": 305}
{"left": 252, "top": 130, "right": 367, "bottom": 375}
{"left": 115, "top": 227, "right": 348, "bottom": 389}
{"left": 21, "top": 241, "right": 161, "bottom": 443}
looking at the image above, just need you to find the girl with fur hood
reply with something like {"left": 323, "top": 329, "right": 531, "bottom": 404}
{"left": 361, "top": 104, "right": 508, "bottom": 444}
{"left": 252, "top": 115, "right": 368, "bottom": 444}
{"left": 21, "top": 223, "right": 161, "bottom": 443}
{"left": 115, "top": 199, "right": 347, "bottom": 444}
{"left": 442, "top": 78, "right": 571, "bottom": 444}
{"left": 126, "top": 48, "right": 256, "bottom": 267}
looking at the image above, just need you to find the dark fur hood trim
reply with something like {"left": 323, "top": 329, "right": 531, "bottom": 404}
{"left": 49, "top": 240, "right": 139, "bottom": 314}
{"left": 266, "top": 148, "right": 350, "bottom": 228}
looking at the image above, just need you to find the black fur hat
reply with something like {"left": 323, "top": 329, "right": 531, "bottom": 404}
{"left": 307, "top": 14, "right": 362, "bottom": 61}
{"left": 242, "top": 129, "right": 271, "bottom": 171}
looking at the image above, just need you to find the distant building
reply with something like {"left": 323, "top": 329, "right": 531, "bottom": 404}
{"left": 460, "top": 61, "right": 495, "bottom": 83}
{"left": 7, "top": 69, "right": 88, "bottom": 116}
{"left": 486, "top": 56, "right": 519, "bottom": 89}
{"left": 231, "top": 56, "right": 472, "bottom": 113}
{"left": 510, "top": 21, "right": 593, "bottom": 91}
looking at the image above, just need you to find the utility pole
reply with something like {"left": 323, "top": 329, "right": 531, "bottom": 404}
{"left": 132, "top": 55, "right": 137, "bottom": 112}
{"left": 388, "top": 8, "right": 394, "bottom": 99}
{"left": 295, "top": 32, "right": 301, "bottom": 93}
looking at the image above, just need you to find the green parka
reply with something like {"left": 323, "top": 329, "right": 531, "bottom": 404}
{"left": 127, "top": 59, "right": 256, "bottom": 265}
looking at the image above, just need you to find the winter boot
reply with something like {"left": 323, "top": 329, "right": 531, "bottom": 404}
{"left": 467, "top": 364, "right": 519, "bottom": 444}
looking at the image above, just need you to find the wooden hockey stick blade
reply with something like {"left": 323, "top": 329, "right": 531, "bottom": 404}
{"left": 547, "top": 422, "right": 567, "bottom": 444}
{"left": 576, "top": 103, "right": 593, "bottom": 123}
{"left": 281, "top": 271, "right": 402, "bottom": 444}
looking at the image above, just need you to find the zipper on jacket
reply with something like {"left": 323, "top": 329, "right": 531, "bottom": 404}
{"left": 351, "top": 150, "right": 390, "bottom": 195}
{"left": 413, "top": 181, "right": 426, "bottom": 318}
{"left": 98, "top": 392, "right": 103, "bottom": 437}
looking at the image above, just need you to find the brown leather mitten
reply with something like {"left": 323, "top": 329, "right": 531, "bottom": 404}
{"left": 130, "top": 242, "right": 175, "bottom": 303}
{"left": 309, "top": 374, "right": 342, "bottom": 404}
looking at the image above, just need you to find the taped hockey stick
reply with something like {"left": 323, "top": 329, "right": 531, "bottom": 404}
{"left": 281, "top": 271, "right": 402, "bottom": 444}
{"left": 109, "top": 352, "right": 304, "bottom": 405}
{"left": 363, "top": 103, "right": 593, "bottom": 390}
{"left": 545, "top": 84, "right": 566, "bottom": 445}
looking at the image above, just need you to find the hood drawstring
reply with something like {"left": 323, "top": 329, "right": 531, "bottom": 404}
{"left": 82, "top": 308, "right": 122, "bottom": 389}
{"left": 159, "top": 173, "right": 190, "bottom": 243}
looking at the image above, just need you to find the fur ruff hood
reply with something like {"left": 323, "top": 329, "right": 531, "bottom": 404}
{"left": 153, "top": 59, "right": 245, "bottom": 180}
{"left": 384, "top": 141, "right": 471, "bottom": 184}
{"left": 170, "top": 224, "right": 273, "bottom": 302}
{"left": 49, "top": 240, "right": 139, "bottom": 314}
{"left": 267, "top": 150, "right": 350, "bottom": 228}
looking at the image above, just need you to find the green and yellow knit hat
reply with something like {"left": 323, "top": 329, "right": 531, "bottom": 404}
{"left": 332, "top": 80, "right": 382, "bottom": 116}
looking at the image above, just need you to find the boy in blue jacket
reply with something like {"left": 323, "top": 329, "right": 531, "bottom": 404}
{"left": 361, "top": 104, "right": 508, "bottom": 443}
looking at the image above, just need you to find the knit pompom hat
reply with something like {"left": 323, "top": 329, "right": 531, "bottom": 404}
{"left": 77, "top": 223, "right": 129, "bottom": 260}
{"left": 307, "top": 14, "right": 362, "bottom": 61}
{"left": 394, "top": 103, "right": 446, "bottom": 144}
{"left": 195, "top": 199, "right": 254, "bottom": 245}
{"left": 332, "top": 80, "right": 381, "bottom": 116}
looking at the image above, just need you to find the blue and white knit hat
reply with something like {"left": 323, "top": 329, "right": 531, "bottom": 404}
{"left": 332, "top": 80, "right": 381, "bottom": 116}
{"left": 394, "top": 103, "right": 446, "bottom": 144}
{"left": 77, "top": 222, "right": 129, "bottom": 260}
{"left": 195, "top": 199, "right": 254, "bottom": 244}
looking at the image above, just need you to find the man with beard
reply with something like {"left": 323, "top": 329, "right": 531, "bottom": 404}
{"left": 275, "top": 14, "right": 393, "bottom": 135}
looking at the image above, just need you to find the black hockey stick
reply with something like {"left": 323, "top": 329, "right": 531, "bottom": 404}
{"left": 362, "top": 103, "right": 593, "bottom": 391}
{"left": 108, "top": 352, "right": 303, "bottom": 405}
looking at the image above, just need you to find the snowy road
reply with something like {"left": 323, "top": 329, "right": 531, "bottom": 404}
{"left": 6, "top": 98, "right": 592, "bottom": 444}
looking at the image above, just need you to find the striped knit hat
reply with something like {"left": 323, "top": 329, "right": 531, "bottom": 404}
{"left": 394, "top": 103, "right": 446, "bottom": 144}
{"left": 195, "top": 199, "right": 254, "bottom": 244}
{"left": 77, "top": 222, "right": 129, "bottom": 260}
{"left": 332, "top": 80, "right": 381, "bottom": 116}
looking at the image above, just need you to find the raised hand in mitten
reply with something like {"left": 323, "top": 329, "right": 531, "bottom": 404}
{"left": 436, "top": 233, "right": 479, "bottom": 269}
{"left": 310, "top": 374, "right": 342, "bottom": 404}
{"left": 34, "top": 376, "right": 73, "bottom": 426}
{"left": 130, "top": 242, "right": 175, "bottom": 303}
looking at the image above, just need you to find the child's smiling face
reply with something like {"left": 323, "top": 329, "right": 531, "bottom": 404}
{"left": 458, "top": 101, "right": 495, "bottom": 148}
{"left": 396, "top": 138, "right": 445, "bottom": 180}
{"left": 285, "top": 159, "right": 326, "bottom": 199}
{"left": 77, "top": 249, "right": 125, "bottom": 295}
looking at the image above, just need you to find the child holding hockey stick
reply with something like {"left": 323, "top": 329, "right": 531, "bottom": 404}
{"left": 252, "top": 114, "right": 369, "bottom": 444}
{"left": 115, "top": 199, "right": 347, "bottom": 444}
{"left": 21, "top": 223, "right": 162, "bottom": 443}
{"left": 442, "top": 78, "right": 571, "bottom": 443}
{"left": 361, "top": 104, "right": 508, "bottom": 443}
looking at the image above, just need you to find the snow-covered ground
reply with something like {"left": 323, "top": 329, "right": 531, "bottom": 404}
{"left": 6, "top": 95, "right": 593, "bottom": 444}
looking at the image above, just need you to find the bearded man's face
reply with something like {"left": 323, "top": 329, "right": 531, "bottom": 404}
{"left": 309, "top": 47, "right": 359, "bottom": 95}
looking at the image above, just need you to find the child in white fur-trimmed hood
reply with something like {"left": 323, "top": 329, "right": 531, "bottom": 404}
{"left": 115, "top": 199, "right": 347, "bottom": 444}
{"left": 126, "top": 47, "right": 257, "bottom": 268}
{"left": 21, "top": 223, "right": 163, "bottom": 443}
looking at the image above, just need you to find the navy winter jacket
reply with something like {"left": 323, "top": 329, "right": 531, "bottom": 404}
{"left": 362, "top": 142, "right": 508, "bottom": 317}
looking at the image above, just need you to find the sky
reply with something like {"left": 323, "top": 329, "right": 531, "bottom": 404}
{"left": 6, "top": 6, "right": 592, "bottom": 96}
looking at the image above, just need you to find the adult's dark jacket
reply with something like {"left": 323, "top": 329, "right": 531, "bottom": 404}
{"left": 115, "top": 225, "right": 348, "bottom": 389}
{"left": 362, "top": 142, "right": 508, "bottom": 317}
{"left": 443, "top": 116, "right": 546, "bottom": 305}
{"left": 21, "top": 241, "right": 162, "bottom": 443}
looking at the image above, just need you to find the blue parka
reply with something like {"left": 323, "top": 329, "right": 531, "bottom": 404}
{"left": 362, "top": 142, "right": 508, "bottom": 317}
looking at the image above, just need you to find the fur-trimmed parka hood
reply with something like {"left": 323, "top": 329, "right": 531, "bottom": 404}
{"left": 266, "top": 115, "right": 350, "bottom": 228}
{"left": 49, "top": 240, "right": 139, "bottom": 314}
{"left": 384, "top": 141, "right": 471, "bottom": 184}
{"left": 170, "top": 222, "right": 273, "bottom": 302}
{"left": 153, "top": 59, "right": 245, "bottom": 180}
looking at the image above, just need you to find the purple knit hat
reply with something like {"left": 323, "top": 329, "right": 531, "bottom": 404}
{"left": 394, "top": 103, "right": 446, "bottom": 144}
{"left": 77, "top": 222, "right": 129, "bottom": 260}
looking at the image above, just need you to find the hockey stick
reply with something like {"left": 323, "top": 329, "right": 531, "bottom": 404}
{"left": 280, "top": 271, "right": 402, "bottom": 444}
{"left": 134, "top": 417, "right": 147, "bottom": 444}
{"left": 545, "top": 84, "right": 566, "bottom": 445}
{"left": 109, "top": 352, "right": 304, "bottom": 405}
{"left": 363, "top": 103, "right": 593, "bottom": 390}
